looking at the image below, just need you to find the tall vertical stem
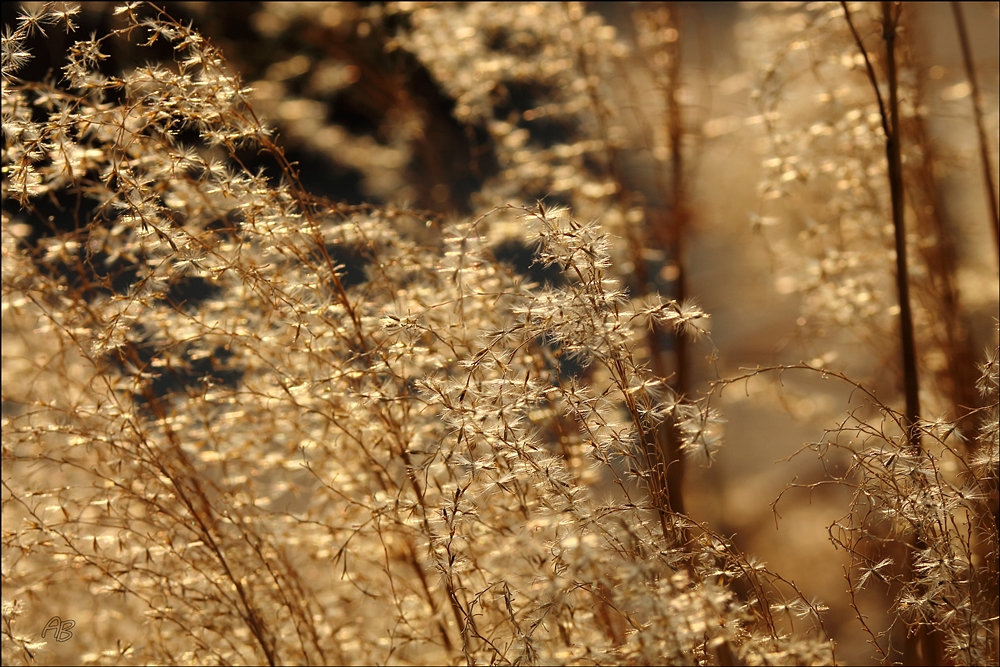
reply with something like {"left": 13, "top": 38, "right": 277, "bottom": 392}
{"left": 844, "top": 4, "right": 939, "bottom": 662}
{"left": 664, "top": 2, "right": 688, "bottom": 518}
{"left": 951, "top": 1, "right": 1000, "bottom": 265}
{"left": 882, "top": 2, "right": 921, "bottom": 453}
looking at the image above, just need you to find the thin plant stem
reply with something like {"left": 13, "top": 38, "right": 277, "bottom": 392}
{"left": 842, "top": 3, "right": 938, "bottom": 663}
{"left": 951, "top": 1, "right": 1000, "bottom": 265}
{"left": 664, "top": 2, "right": 689, "bottom": 520}
{"left": 882, "top": 6, "right": 936, "bottom": 664}
{"left": 880, "top": 2, "right": 921, "bottom": 456}
{"left": 628, "top": 3, "right": 690, "bottom": 521}
{"left": 574, "top": 8, "right": 686, "bottom": 524}
{"left": 842, "top": 1, "right": 921, "bottom": 452}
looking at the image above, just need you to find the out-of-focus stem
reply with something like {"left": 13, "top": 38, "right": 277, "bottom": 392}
{"left": 664, "top": 1, "right": 689, "bottom": 521}
{"left": 576, "top": 6, "right": 686, "bottom": 524}
{"left": 951, "top": 1, "right": 1000, "bottom": 265}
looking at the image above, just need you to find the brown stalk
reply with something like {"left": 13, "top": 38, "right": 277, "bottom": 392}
{"left": 951, "top": 2, "right": 1000, "bottom": 264}
{"left": 881, "top": 1, "right": 921, "bottom": 456}
{"left": 900, "top": 60, "right": 979, "bottom": 448}
{"left": 628, "top": 4, "right": 694, "bottom": 523}
{"left": 841, "top": 1, "right": 921, "bottom": 451}
{"left": 572, "top": 7, "right": 686, "bottom": 529}
{"left": 842, "top": 3, "right": 943, "bottom": 664}
{"left": 662, "top": 3, "right": 689, "bottom": 519}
